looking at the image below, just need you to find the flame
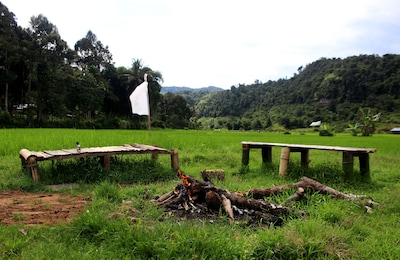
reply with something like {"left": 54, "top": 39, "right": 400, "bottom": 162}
{"left": 177, "top": 168, "right": 191, "bottom": 195}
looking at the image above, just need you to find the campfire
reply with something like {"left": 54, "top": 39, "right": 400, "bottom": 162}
{"left": 155, "top": 169, "right": 379, "bottom": 227}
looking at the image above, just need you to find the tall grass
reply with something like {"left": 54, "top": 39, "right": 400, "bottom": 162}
{"left": 0, "top": 128, "right": 400, "bottom": 258}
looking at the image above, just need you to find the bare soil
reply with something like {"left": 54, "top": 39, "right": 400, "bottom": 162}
{"left": 0, "top": 190, "right": 89, "bottom": 225}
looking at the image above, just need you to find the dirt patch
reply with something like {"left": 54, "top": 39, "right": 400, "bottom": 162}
{"left": 0, "top": 190, "right": 90, "bottom": 225}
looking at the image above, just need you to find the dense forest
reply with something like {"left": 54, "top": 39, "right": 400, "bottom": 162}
{"left": 1, "top": 2, "right": 400, "bottom": 132}
{"left": 0, "top": 2, "right": 193, "bottom": 129}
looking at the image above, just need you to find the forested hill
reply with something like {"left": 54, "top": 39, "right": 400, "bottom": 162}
{"left": 195, "top": 54, "right": 400, "bottom": 129}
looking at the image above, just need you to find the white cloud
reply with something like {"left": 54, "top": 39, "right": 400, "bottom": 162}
{"left": 3, "top": 0, "right": 400, "bottom": 88}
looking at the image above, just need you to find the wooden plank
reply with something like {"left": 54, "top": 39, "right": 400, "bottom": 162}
{"left": 24, "top": 145, "right": 174, "bottom": 161}
{"left": 43, "top": 150, "right": 71, "bottom": 156}
{"left": 19, "top": 149, "right": 34, "bottom": 161}
{"left": 131, "top": 143, "right": 170, "bottom": 152}
{"left": 33, "top": 152, "right": 53, "bottom": 159}
{"left": 241, "top": 141, "right": 376, "bottom": 153}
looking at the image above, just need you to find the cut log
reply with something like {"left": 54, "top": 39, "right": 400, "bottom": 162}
{"left": 224, "top": 192, "right": 294, "bottom": 216}
{"left": 248, "top": 176, "right": 375, "bottom": 204}
{"left": 248, "top": 184, "right": 295, "bottom": 199}
{"left": 285, "top": 187, "right": 305, "bottom": 204}
{"left": 220, "top": 194, "right": 234, "bottom": 221}
{"left": 157, "top": 190, "right": 175, "bottom": 203}
{"left": 295, "top": 176, "right": 374, "bottom": 201}
{"left": 205, "top": 191, "right": 221, "bottom": 209}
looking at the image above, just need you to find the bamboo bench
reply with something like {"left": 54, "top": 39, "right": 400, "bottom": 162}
{"left": 19, "top": 144, "right": 179, "bottom": 182}
{"left": 241, "top": 141, "right": 377, "bottom": 178}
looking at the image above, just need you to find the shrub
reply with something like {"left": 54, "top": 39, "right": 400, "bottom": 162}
{"left": 319, "top": 123, "right": 335, "bottom": 136}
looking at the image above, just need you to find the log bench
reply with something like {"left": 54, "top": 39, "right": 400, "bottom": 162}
{"left": 241, "top": 141, "right": 377, "bottom": 178}
{"left": 19, "top": 144, "right": 179, "bottom": 182}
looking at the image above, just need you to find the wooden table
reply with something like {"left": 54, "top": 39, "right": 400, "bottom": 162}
{"left": 19, "top": 144, "right": 179, "bottom": 182}
{"left": 241, "top": 141, "right": 376, "bottom": 178}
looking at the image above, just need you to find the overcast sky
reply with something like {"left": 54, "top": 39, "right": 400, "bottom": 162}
{"left": 3, "top": 0, "right": 400, "bottom": 89}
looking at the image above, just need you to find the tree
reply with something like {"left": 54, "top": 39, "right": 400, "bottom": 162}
{"left": 27, "top": 14, "right": 73, "bottom": 123}
{"left": 159, "top": 93, "right": 192, "bottom": 128}
{"left": 74, "top": 30, "right": 113, "bottom": 71}
{"left": 65, "top": 67, "right": 106, "bottom": 120}
{"left": 0, "top": 3, "right": 20, "bottom": 112}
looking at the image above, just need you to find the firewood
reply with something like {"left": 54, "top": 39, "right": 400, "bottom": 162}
{"left": 248, "top": 184, "right": 295, "bottom": 199}
{"left": 157, "top": 190, "right": 175, "bottom": 203}
{"left": 295, "top": 177, "right": 374, "bottom": 201}
{"left": 205, "top": 191, "right": 221, "bottom": 209}
{"left": 224, "top": 192, "right": 294, "bottom": 216}
{"left": 187, "top": 175, "right": 296, "bottom": 216}
{"left": 220, "top": 194, "right": 234, "bottom": 221}
{"left": 284, "top": 187, "right": 305, "bottom": 204}
{"left": 155, "top": 174, "right": 377, "bottom": 225}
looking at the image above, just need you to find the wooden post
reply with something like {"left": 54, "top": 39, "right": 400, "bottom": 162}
{"left": 27, "top": 157, "right": 39, "bottom": 182}
{"left": 358, "top": 153, "right": 370, "bottom": 178}
{"left": 151, "top": 144, "right": 159, "bottom": 160}
{"left": 171, "top": 149, "right": 179, "bottom": 170}
{"left": 100, "top": 155, "right": 111, "bottom": 171}
{"left": 279, "top": 147, "right": 291, "bottom": 178}
{"left": 261, "top": 146, "right": 272, "bottom": 163}
{"left": 151, "top": 152, "right": 158, "bottom": 160}
{"left": 342, "top": 152, "right": 354, "bottom": 178}
{"left": 300, "top": 149, "right": 310, "bottom": 168}
{"left": 242, "top": 143, "right": 250, "bottom": 165}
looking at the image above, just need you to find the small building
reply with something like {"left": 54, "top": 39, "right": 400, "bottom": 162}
{"left": 390, "top": 127, "right": 400, "bottom": 134}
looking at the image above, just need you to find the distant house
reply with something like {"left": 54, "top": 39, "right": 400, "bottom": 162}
{"left": 390, "top": 127, "right": 400, "bottom": 134}
{"left": 309, "top": 121, "right": 321, "bottom": 127}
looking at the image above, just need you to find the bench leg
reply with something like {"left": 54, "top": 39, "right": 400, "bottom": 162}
{"left": 342, "top": 152, "right": 354, "bottom": 177}
{"left": 279, "top": 147, "right": 291, "bottom": 178}
{"left": 27, "top": 157, "right": 39, "bottom": 182}
{"left": 242, "top": 144, "right": 250, "bottom": 165}
{"left": 300, "top": 150, "right": 310, "bottom": 168}
{"left": 31, "top": 166, "right": 39, "bottom": 182}
{"left": 261, "top": 147, "right": 272, "bottom": 163}
{"left": 170, "top": 149, "right": 179, "bottom": 170}
{"left": 359, "top": 153, "right": 370, "bottom": 178}
{"left": 100, "top": 155, "right": 111, "bottom": 171}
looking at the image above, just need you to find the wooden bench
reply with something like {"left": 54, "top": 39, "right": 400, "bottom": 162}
{"left": 241, "top": 141, "right": 377, "bottom": 178}
{"left": 19, "top": 144, "right": 179, "bottom": 182}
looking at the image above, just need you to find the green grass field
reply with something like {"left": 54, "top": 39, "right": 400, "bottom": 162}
{"left": 1, "top": 128, "right": 400, "bottom": 259}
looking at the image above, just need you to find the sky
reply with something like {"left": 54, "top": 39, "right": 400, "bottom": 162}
{"left": 3, "top": 0, "right": 400, "bottom": 89}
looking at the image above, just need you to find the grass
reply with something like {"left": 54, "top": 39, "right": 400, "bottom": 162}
{"left": 0, "top": 128, "right": 400, "bottom": 259}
